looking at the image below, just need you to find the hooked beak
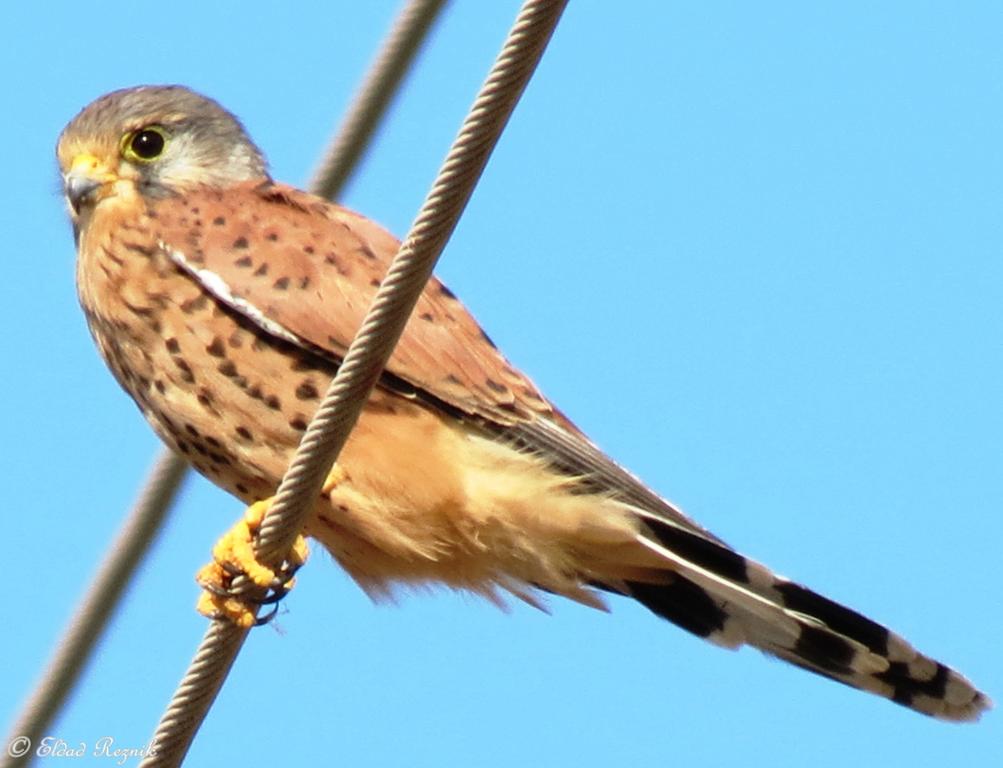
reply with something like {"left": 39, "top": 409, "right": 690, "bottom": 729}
{"left": 63, "top": 154, "right": 116, "bottom": 214}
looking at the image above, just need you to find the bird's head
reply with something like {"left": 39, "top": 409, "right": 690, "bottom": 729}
{"left": 57, "top": 85, "right": 269, "bottom": 225}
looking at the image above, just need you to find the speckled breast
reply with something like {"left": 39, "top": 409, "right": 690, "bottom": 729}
{"left": 75, "top": 204, "right": 337, "bottom": 504}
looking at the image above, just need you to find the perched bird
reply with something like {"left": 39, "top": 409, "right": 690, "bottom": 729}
{"left": 58, "top": 85, "right": 989, "bottom": 721}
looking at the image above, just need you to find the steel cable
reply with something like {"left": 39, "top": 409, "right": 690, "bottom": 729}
{"left": 4, "top": 2, "right": 448, "bottom": 765}
{"left": 141, "top": 1, "right": 566, "bottom": 765}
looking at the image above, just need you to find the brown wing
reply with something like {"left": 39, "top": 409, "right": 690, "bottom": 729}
{"left": 150, "top": 181, "right": 561, "bottom": 428}
{"left": 151, "top": 181, "right": 722, "bottom": 541}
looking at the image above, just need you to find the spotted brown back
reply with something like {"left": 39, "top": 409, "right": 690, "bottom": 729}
{"left": 150, "top": 182, "right": 566, "bottom": 430}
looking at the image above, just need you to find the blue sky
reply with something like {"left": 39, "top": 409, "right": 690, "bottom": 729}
{"left": 3, "top": 2, "right": 1000, "bottom": 766}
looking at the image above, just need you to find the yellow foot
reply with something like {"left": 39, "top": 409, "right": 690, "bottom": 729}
{"left": 322, "top": 463, "right": 349, "bottom": 496}
{"left": 195, "top": 498, "right": 310, "bottom": 628}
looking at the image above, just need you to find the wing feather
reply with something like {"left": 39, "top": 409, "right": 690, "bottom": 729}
{"left": 152, "top": 181, "right": 715, "bottom": 538}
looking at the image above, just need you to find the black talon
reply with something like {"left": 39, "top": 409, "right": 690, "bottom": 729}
{"left": 252, "top": 584, "right": 290, "bottom": 606}
{"left": 205, "top": 555, "right": 302, "bottom": 625}
{"left": 252, "top": 601, "right": 281, "bottom": 626}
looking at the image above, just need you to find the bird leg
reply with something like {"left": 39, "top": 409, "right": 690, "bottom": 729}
{"left": 321, "top": 463, "right": 349, "bottom": 496}
{"left": 196, "top": 497, "right": 310, "bottom": 628}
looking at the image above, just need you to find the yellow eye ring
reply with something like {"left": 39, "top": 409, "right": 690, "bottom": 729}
{"left": 121, "top": 126, "right": 168, "bottom": 162}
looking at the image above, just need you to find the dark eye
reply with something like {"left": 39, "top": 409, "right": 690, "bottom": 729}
{"left": 123, "top": 127, "right": 167, "bottom": 161}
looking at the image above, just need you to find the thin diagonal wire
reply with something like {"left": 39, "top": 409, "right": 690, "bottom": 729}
{"left": 307, "top": 0, "right": 449, "bottom": 200}
{"left": 3, "top": 4, "right": 448, "bottom": 767}
{"left": 141, "top": 1, "right": 567, "bottom": 764}
{"left": 257, "top": 0, "right": 569, "bottom": 561}
{"left": 2, "top": 451, "right": 187, "bottom": 768}
{"left": 5, "top": 3, "right": 447, "bottom": 764}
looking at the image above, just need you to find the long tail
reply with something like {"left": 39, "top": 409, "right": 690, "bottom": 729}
{"left": 618, "top": 510, "right": 990, "bottom": 721}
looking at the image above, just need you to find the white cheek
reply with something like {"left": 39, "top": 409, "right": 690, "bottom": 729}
{"left": 225, "top": 145, "right": 258, "bottom": 175}
{"left": 160, "top": 135, "right": 260, "bottom": 185}
{"left": 112, "top": 178, "right": 139, "bottom": 198}
{"left": 159, "top": 136, "right": 211, "bottom": 185}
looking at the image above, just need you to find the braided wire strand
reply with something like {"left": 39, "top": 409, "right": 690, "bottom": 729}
{"left": 307, "top": 0, "right": 449, "bottom": 200}
{"left": 2, "top": 452, "right": 187, "bottom": 768}
{"left": 3, "top": 5, "right": 450, "bottom": 764}
{"left": 141, "top": 1, "right": 567, "bottom": 765}
{"left": 257, "top": 0, "right": 569, "bottom": 561}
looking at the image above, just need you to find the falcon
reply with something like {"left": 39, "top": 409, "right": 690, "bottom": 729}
{"left": 57, "top": 85, "right": 989, "bottom": 721}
